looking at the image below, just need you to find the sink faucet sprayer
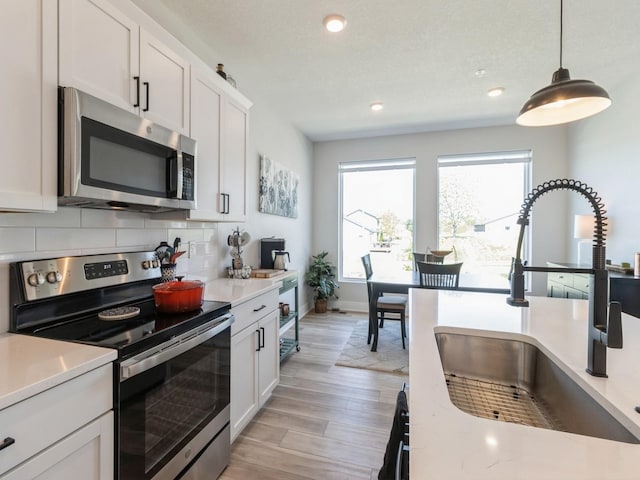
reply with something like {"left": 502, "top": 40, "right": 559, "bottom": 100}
{"left": 507, "top": 179, "right": 622, "bottom": 377}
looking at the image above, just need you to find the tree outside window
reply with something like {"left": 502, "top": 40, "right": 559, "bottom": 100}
{"left": 437, "top": 152, "right": 531, "bottom": 289}
{"left": 340, "top": 159, "right": 415, "bottom": 280}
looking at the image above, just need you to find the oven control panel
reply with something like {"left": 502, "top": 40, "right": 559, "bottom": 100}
{"left": 18, "top": 251, "right": 161, "bottom": 301}
{"left": 84, "top": 260, "right": 129, "bottom": 279}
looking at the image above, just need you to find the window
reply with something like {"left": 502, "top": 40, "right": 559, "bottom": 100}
{"left": 437, "top": 151, "right": 531, "bottom": 290}
{"left": 339, "top": 159, "right": 415, "bottom": 280}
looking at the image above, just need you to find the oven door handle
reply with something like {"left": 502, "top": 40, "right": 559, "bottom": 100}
{"left": 120, "top": 314, "right": 233, "bottom": 381}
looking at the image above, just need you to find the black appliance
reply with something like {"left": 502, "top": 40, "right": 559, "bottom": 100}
{"left": 10, "top": 251, "right": 232, "bottom": 480}
{"left": 260, "top": 237, "right": 285, "bottom": 269}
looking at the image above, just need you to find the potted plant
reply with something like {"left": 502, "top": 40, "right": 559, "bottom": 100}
{"left": 305, "top": 251, "right": 339, "bottom": 313}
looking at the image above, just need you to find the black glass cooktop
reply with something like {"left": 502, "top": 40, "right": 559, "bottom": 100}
{"left": 25, "top": 299, "right": 231, "bottom": 360}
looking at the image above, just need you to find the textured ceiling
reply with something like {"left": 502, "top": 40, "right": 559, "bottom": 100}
{"left": 133, "top": 0, "right": 640, "bottom": 141}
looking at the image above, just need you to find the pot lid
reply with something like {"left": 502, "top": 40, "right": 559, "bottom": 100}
{"left": 153, "top": 279, "right": 203, "bottom": 291}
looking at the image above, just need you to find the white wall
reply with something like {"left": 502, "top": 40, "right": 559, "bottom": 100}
{"left": 313, "top": 124, "right": 568, "bottom": 311}
{"left": 567, "top": 75, "right": 640, "bottom": 266}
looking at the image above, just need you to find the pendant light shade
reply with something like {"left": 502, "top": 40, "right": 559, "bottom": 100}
{"left": 516, "top": 1, "right": 611, "bottom": 127}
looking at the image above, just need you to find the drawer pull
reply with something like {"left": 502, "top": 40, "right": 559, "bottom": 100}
{"left": 0, "top": 437, "right": 15, "bottom": 451}
{"left": 253, "top": 304, "right": 267, "bottom": 312}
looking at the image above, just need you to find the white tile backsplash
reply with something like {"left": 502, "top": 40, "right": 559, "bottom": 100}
{"left": 36, "top": 228, "right": 116, "bottom": 251}
{"left": 168, "top": 228, "right": 204, "bottom": 243}
{"left": 144, "top": 217, "right": 189, "bottom": 229}
{"left": 0, "top": 228, "right": 36, "bottom": 253}
{"left": 116, "top": 228, "right": 167, "bottom": 248}
{"left": 0, "top": 207, "right": 80, "bottom": 228}
{"left": 0, "top": 208, "right": 223, "bottom": 334}
{"left": 81, "top": 209, "right": 145, "bottom": 228}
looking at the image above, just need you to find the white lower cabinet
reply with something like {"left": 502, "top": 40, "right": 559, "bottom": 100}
{"left": 0, "top": 364, "right": 113, "bottom": 479}
{"left": 230, "top": 290, "right": 280, "bottom": 441}
{"left": 0, "top": 412, "right": 113, "bottom": 480}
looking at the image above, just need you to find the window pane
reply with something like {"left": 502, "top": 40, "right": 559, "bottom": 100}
{"left": 438, "top": 158, "right": 529, "bottom": 289}
{"left": 341, "top": 163, "right": 415, "bottom": 280}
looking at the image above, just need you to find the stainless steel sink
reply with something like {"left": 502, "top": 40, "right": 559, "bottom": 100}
{"left": 435, "top": 332, "right": 640, "bottom": 444}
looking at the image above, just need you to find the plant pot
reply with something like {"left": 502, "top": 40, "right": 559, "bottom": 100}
{"left": 314, "top": 298, "right": 327, "bottom": 313}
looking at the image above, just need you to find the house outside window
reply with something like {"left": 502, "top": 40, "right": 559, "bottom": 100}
{"left": 339, "top": 159, "right": 416, "bottom": 281}
{"left": 437, "top": 151, "right": 532, "bottom": 290}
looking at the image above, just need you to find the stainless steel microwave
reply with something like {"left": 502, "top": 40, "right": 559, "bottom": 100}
{"left": 58, "top": 87, "right": 196, "bottom": 212}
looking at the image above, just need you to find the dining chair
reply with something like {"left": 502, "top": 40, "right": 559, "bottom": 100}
{"left": 361, "top": 254, "right": 408, "bottom": 349}
{"left": 425, "top": 254, "right": 445, "bottom": 264}
{"left": 416, "top": 261, "right": 463, "bottom": 290}
{"left": 412, "top": 252, "right": 426, "bottom": 271}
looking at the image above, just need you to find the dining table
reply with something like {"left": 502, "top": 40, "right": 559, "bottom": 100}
{"left": 367, "top": 270, "right": 509, "bottom": 351}
{"left": 367, "top": 271, "right": 420, "bottom": 352}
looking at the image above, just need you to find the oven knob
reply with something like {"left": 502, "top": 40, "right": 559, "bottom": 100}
{"left": 46, "top": 271, "right": 63, "bottom": 284}
{"left": 27, "top": 273, "right": 45, "bottom": 287}
{"left": 141, "top": 260, "right": 151, "bottom": 270}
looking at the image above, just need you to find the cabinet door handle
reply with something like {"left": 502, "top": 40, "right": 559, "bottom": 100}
{"left": 220, "top": 193, "right": 229, "bottom": 214}
{"left": 0, "top": 437, "right": 15, "bottom": 451}
{"left": 255, "top": 329, "right": 261, "bottom": 351}
{"left": 253, "top": 304, "right": 266, "bottom": 312}
{"left": 221, "top": 193, "right": 230, "bottom": 214}
{"left": 226, "top": 193, "right": 230, "bottom": 214}
{"left": 133, "top": 76, "right": 140, "bottom": 107}
{"left": 143, "top": 82, "right": 150, "bottom": 111}
{"left": 260, "top": 327, "right": 265, "bottom": 349}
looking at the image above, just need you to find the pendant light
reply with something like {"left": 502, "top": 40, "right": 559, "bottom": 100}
{"left": 516, "top": 0, "right": 611, "bottom": 127}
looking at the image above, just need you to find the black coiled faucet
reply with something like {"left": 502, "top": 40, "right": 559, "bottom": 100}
{"left": 506, "top": 179, "right": 622, "bottom": 377}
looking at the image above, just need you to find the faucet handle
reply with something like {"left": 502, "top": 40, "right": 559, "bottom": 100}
{"left": 607, "top": 301, "right": 623, "bottom": 349}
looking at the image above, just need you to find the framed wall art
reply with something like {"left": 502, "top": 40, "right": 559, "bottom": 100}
{"left": 259, "top": 155, "right": 299, "bottom": 218}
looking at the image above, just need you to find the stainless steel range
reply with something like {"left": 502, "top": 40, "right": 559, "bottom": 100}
{"left": 9, "top": 251, "right": 233, "bottom": 480}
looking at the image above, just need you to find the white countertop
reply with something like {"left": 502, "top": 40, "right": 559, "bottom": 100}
{"left": 409, "top": 289, "right": 640, "bottom": 479}
{"left": 0, "top": 333, "right": 116, "bottom": 411}
{"left": 204, "top": 270, "right": 296, "bottom": 306}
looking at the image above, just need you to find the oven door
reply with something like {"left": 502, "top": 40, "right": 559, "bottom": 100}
{"left": 117, "top": 315, "right": 231, "bottom": 480}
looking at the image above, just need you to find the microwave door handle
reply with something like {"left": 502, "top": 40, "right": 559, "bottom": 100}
{"left": 176, "top": 152, "right": 184, "bottom": 199}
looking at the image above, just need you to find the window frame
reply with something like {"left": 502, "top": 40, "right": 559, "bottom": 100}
{"left": 436, "top": 150, "right": 532, "bottom": 290}
{"left": 338, "top": 158, "right": 416, "bottom": 282}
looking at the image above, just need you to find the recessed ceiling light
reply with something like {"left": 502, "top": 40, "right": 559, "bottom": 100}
{"left": 487, "top": 87, "right": 505, "bottom": 97}
{"left": 370, "top": 102, "right": 384, "bottom": 111}
{"left": 323, "top": 14, "right": 347, "bottom": 33}
{"left": 475, "top": 69, "right": 486, "bottom": 78}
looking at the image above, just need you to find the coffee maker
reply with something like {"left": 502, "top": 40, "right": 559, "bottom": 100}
{"left": 260, "top": 237, "right": 286, "bottom": 269}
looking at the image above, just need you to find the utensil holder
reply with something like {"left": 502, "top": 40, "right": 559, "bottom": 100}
{"left": 160, "top": 263, "right": 177, "bottom": 282}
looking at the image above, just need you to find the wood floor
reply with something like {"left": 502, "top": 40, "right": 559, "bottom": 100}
{"left": 220, "top": 311, "right": 408, "bottom": 480}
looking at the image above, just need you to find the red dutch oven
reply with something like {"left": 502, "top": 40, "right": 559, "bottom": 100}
{"left": 152, "top": 278, "right": 204, "bottom": 313}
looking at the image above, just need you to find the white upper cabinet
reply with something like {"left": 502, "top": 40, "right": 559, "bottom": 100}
{"left": 220, "top": 97, "right": 249, "bottom": 222}
{"left": 59, "top": 0, "right": 189, "bottom": 134}
{"left": 59, "top": 0, "right": 138, "bottom": 113}
{"left": 188, "top": 67, "right": 222, "bottom": 221}
{"left": 139, "top": 29, "right": 189, "bottom": 133}
{"left": 0, "top": 0, "right": 57, "bottom": 212}
{"left": 183, "top": 66, "right": 251, "bottom": 222}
